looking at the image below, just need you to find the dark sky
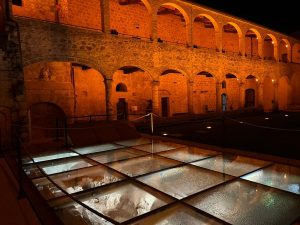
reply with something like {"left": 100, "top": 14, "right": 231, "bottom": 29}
{"left": 192, "top": 0, "right": 299, "bottom": 37}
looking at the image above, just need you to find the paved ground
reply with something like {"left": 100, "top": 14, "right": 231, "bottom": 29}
{"left": 136, "top": 111, "right": 300, "bottom": 160}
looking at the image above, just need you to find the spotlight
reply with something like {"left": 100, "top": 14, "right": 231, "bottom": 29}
{"left": 162, "top": 133, "right": 168, "bottom": 136}
{"left": 284, "top": 114, "right": 289, "bottom": 117}
{"left": 206, "top": 126, "right": 212, "bottom": 129}
{"left": 239, "top": 121, "right": 244, "bottom": 124}
{"left": 272, "top": 79, "right": 275, "bottom": 83}
{"left": 265, "top": 117, "right": 269, "bottom": 120}
{"left": 256, "top": 79, "right": 259, "bottom": 82}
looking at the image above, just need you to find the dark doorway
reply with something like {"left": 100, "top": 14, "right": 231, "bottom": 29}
{"left": 161, "top": 97, "right": 169, "bottom": 117}
{"left": 30, "top": 103, "right": 65, "bottom": 141}
{"left": 117, "top": 98, "right": 128, "bottom": 120}
{"left": 245, "top": 89, "right": 255, "bottom": 107}
{"left": 221, "top": 93, "right": 227, "bottom": 112}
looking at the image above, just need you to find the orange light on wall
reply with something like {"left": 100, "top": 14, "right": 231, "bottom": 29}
{"left": 256, "top": 78, "right": 258, "bottom": 82}
{"left": 272, "top": 79, "right": 275, "bottom": 83}
{"left": 271, "top": 41, "right": 274, "bottom": 44}
{"left": 285, "top": 44, "right": 288, "bottom": 48}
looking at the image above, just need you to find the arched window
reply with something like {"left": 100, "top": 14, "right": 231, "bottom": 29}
{"left": 116, "top": 83, "right": 127, "bottom": 92}
{"left": 222, "top": 81, "right": 226, "bottom": 89}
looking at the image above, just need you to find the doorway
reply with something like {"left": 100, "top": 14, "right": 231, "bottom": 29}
{"left": 221, "top": 94, "right": 227, "bottom": 112}
{"left": 161, "top": 97, "right": 169, "bottom": 117}
{"left": 245, "top": 89, "right": 255, "bottom": 107}
{"left": 117, "top": 98, "right": 128, "bottom": 120}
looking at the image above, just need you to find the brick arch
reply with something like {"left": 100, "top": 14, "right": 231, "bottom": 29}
{"left": 156, "top": 3, "right": 190, "bottom": 25}
{"left": 160, "top": 68, "right": 189, "bottom": 78}
{"left": 193, "top": 14, "right": 220, "bottom": 32}
{"left": 155, "top": 2, "right": 190, "bottom": 44}
{"left": 226, "top": 22, "right": 243, "bottom": 38}
{"left": 263, "top": 34, "right": 278, "bottom": 60}
{"left": 140, "top": 0, "right": 152, "bottom": 14}
{"left": 23, "top": 57, "right": 106, "bottom": 79}
{"left": 245, "top": 28, "right": 263, "bottom": 58}
{"left": 279, "top": 38, "right": 291, "bottom": 62}
{"left": 111, "top": 65, "right": 155, "bottom": 81}
{"left": 292, "top": 42, "right": 300, "bottom": 63}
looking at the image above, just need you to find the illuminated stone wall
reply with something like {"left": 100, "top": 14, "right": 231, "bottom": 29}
{"left": 110, "top": 0, "right": 150, "bottom": 38}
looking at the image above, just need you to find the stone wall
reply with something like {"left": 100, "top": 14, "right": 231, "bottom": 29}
{"left": 160, "top": 73, "right": 188, "bottom": 115}
{"left": 110, "top": 0, "right": 150, "bottom": 38}
{"left": 112, "top": 69, "right": 152, "bottom": 117}
{"left": 13, "top": 16, "right": 300, "bottom": 117}
{"left": 193, "top": 75, "right": 216, "bottom": 113}
{"left": 193, "top": 22, "right": 215, "bottom": 49}
{"left": 157, "top": 11, "right": 187, "bottom": 44}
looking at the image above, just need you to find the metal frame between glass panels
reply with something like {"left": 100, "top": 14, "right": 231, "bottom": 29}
{"left": 22, "top": 138, "right": 300, "bottom": 225}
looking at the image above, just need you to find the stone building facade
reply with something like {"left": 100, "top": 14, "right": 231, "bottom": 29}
{"left": 0, "top": 0, "right": 300, "bottom": 146}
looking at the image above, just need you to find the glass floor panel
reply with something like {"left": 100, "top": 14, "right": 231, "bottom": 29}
{"left": 32, "top": 177, "right": 65, "bottom": 200}
{"left": 138, "top": 165, "right": 233, "bottom": 199}
{"left": 88, "top": 147, "right": 149, "bottom": 164}
{"left": 73, "top": 143, "right": 124, "bottom": 155}
{"left": 31, "top": 150, "right": 79, "bottom": 163}
{"left": 39, "top": 157, "right": 96, "bottom": 175}
{"left": 129, "top": 203, "right": 223, "bottom": 225}
{"left": 114, "top": 137, "right": 152, "bottom": 147}
{"left": 242, "top": 164, "right": 300, "bottom": 195}
{"left": 51, "top": 196, "right": 114, "bottom": 225}
{"left": 72, "top": 181, "right": 173, "bottom": 223}
{"left": 158, "top": 146, "right": 219, "bottom": 163}
{"left": 107, "top": 155, "right": 182, "bottom": 177}
{"left": 50, "top": 165, "right": 125, "bottom": 194}
{"left": 192, "top": 154, "right": 271, "bottom": 177}
{"left": 132, "top": 142, "right": 185, "bottom": 153}
{"left": 185, "top": 179, "right": 300, "bottom": 225}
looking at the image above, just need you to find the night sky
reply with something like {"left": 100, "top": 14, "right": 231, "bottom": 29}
{"left": 192, "top": 0, "right": 300, "bottom": 38}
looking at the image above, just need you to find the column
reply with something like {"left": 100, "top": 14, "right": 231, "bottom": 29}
{"left": 257, "top": 82, "right": 264, "bottom": 108}
{"left": 104, "top": 78, "right": 113, "bottom": 120}
{"left": 258, "top": 39, "right": 263, "bottom": 59}
{"left": 187, "top": 21, "right": 192, "bottom": 47}
{"left": 152, "top": 80, "right": 160, "bottom": 115}
{"left": 101, "top": 0, "right": 110, "bottom": 33}
{"left": 151, "top": 13, "right": 157, "bottom": 41}
{"left": 274, "top": 81, "right": 279, "bottom": 106}
{"left": 216, "top": 82, "right": 222, "bottom": 112}
{"left": 215, "top": 30, "right": 222, "bottom": 52}
{"left": 187, "top": 80, "right": 194, "bottom": 114}
{"left": 239, "top": 82, "right": 245, "bottom": 108}
{"left": 239, "top": 35, "right": 245, "bottom": 56}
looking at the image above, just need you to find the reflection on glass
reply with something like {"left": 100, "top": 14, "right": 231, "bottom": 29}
{"left": 31, "top": 151, "right": 79, "bottom": 163}
{"left": 32, "top": 177, "right": 64, "bottom": 200}
{"left": 242, "top": 164, "right": 300, "bottom": 194}
{"left": 133, "top": 142, "right": 185, "bottom": 153}
{"left": 159, "top": 146, "right": 219, "bottom": 163}
{"left": 192, "top": 154, "right": 270, "bottom": 176}
{"left": 185, "top": 180, "right": 300, "bottom": 225}
{"left": 89, "top": 147, "right": 148, "bottom": 164}
{"left": 130, "top": 203, "right": 222, "bottom": 225}
{"left": 138, "top": 165, "right": 232, "bottom": 199}
{"left": 53, "top": 197, "right": 113, "bottom": 225}
{"left": 73, "top": 143, "right": 123, "bottom": 155}
{"left": 115, "top": 137, "right": 152, "bottom": 147}
{"left": 23, "top": 164, "right": 43, "bottom": 178}
{"left": 39, "top": 157, "right": 95, "bottom": 175}
{"left": 73, "top": 181, "right": 173, "bottom": 223}
{"left": 51, "top": 165, "right": 125, "bottom": 194}
{"left": 107, "top": 155, "right": 182, "bottom": 177}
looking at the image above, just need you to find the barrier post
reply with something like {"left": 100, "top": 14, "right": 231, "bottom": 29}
{"left": 63, "top": 119, "right": 69, "bottom": 147}
{"left": 55, "top": 118, "right": 59, "bottom": 141}
{"left": 150, "top": 113, "right": 154, "bottom": 135}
